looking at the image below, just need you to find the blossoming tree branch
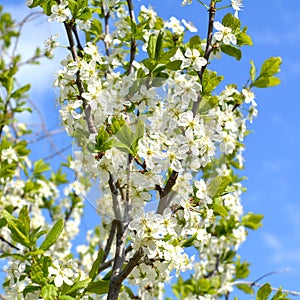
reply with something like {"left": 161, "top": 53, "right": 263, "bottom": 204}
{"left": 1, "top": 0, "right": 293, "bottom": 299}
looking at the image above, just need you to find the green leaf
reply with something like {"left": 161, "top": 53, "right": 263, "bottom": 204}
{"left": 40, "top": 219, "right": 64, "bottom": 251}
{"left": 207, "top": 176, "right": 232, "bottom": 198}
{"left": 89, "top": 248, "right": 105, "bottom": 280}
{"left": 271, "top": 288, "right": 290, "bottom": 300}
{"left": 0, "top": 218, "right": 7, "bottom": 229}
{"left": 58, "top": 296, "right": 75, "bottom": 300}
{"left": 147, "top": 34, "right": 157, "bottom": 59}
{"left": 212, "top": 204, "right": 228, "bottom": 217}
{"left": 235, "top": 258, "right": 250, "bottom": 279}
{"left": 198, "top": 278, "right": 210, "bottom": 292}
{"left": 131, "top": 119, "right": 144, "bottom": 155}
{"left": 242, "top": 212, "right": 263, "bottom": 230}
{"left": 256, "top": 283, "right": 272, "bottom": 300}
{"left": 237, "top": 30, "right": 253, "bottom": 46}
{"left": 181, "top": 233, "right": 197, "bottom": 248}
{"left": 260, "top": 57, "right": 282, "bottom": 77}
{"left": 251, "top": 76, "right": 281, "bottom": 88}
{"left": 86, "top": 280, "right": 110, "bottom": 294}
{"left": 237, "top": 284, "right": 254, "bottom": 294}
{"left": 250, "top": 60, "right": 256, "bottom": 81}
{"left": 155, "top": 31, "right": 164, "bottom": 60}
{"left": 11, "top": 84, "right": 31, "bottom": 99}
{"left": 202, "top": 70, "right": 224, "bottom": 96}
{"left": 1, "top": 210, "right": 30, "bottom": 247}
{"left": 166, "top": 60, "right": 182, "bottom": 71}
{"left": 65, "top": 278, "right": 91, "bottom": 295}
{"left": 221, "top": 44, "right": 242, "bottom": 61}
{"left": 19, "top": 206, "right": 30, "bottom": 235}
{"left": 41, "top": 284, "right": 58, "bottom": 300}
{"left": 188, "top": 35, "right": 201, "bottom": 49}
{"left": 115, "top": 124, "right": 134, "bottom": 149}
{"left": 33, "top": 160, "right": 51, "bottom": 178}
{"left": 222, "top": 13, "right": 241, "bottom": 31}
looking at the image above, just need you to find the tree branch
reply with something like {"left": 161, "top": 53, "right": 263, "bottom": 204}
{"left": 192, "top": 0, "right": 216, "bottom": 115}
{"left": 102, "top": 2, "right": 110, "bottom": 57}
{"left": 63, "top": 21, "right": 97, "bottom": 134}
{"left": 156, "top": 170, "right": 178, "bottom": 214}
{"left": 126, "top": 0, "right": 136, "bottom": 74}
{"left": 101, "top": 219, "right": 117, "bottom": 264}
{"left": 115, "top": 248, "right": 144, "bottom": 285}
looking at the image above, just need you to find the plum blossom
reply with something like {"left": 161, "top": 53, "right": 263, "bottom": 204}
{"left": 48, "top": 261, "right": 74, "bottom": 287}
{"left": 213, "top": 22, "right": 237, "bottom": 45}
{"left": 182, "top": 19, "right": 198, "bottom": 32}
{"left": 165, "top": 17, "right": 184, "bottom": 35}
{"left": 48, "top": 1, "right": 71, "bottom": 23}
{"left": 1, "top": 147, "right": 18, "bottom": 164}
{"left": 242, "top": 88, "right": 257, "bottom": 106}
{"left": 231, "top": 0, "right": 243, "bottom": 18}
{"left": 184, "top": 48, "right": 207, "bottom": 71}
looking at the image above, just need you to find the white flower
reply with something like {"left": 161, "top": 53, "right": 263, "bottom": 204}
{"left": 48, "top": 1, "right": 71, "bottom": 23}
{"left": 1, "top": 147, "right": 18, "bottom": 164}
{"left": 182, "top": 19, "right": 198, "bottom": 32}
{"left": 181, "top": 0, "right": 192, "bottom": 5}
{"left": 48, "top": 261, "right": 74, "bottom": 287}
{"left": 26, "top": 0, "right": 33, "bottom": 6}
{"left": 44, "top": 34, "right": 59, "bottom": 57}
{"left": 185, "top": 48, "right": 207, "bottom": 71}
{"left": 213, "top": 22, "right": 237, "bottom": 45}
{"left": 242, "top": 88, "right": 257, "bottom": 106}
{"left": 231, "top": 0, "right": 243, "bottom": 18}
{"left": 165, "top": 17, "right": 184, "bottom": 35}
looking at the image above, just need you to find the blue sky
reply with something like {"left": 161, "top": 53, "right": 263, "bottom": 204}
{"left": 1, "top": 0, "right": 300, "bottom": 298}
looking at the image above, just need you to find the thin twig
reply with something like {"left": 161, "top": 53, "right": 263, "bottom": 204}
{"left": 192, "top": 0, "right": 217, "bottom": 115}
{"left": 28, "top": 128, "right": 65, "bottom": 143}
{"left": 0, "top": 235, "right": 20, "bottom": 251}
{"left": 12, "top": 11, "right": 43, "bottom": 58}
{"left": 102, "top": 2, "right": 110, "bottom": 57}
{"left": 43, "top": 145, "right": 71, "bottom": 161}
{"left": 126, "top": 0, "right": 136, "bottom": 74}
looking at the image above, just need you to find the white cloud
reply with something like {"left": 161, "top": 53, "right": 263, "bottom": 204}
{"left": 262, "top": 232, "right": 283, "bottom": 251}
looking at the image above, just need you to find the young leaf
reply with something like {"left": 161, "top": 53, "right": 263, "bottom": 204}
{"left": 89, "top": 248, "right": 105, "bottom": 280}
{"left": 212, "top": 203, "right": 228, "bottom": 217}
{"left": 19, "top": 206, "right": 30, "bottom": 236}
{"left": 222, "top": 13, "right": 241, "bottom": 31}
{"left": 86, "top": 280, "right": 110, "bottom": 294}
{"left": 236, "top": 284, "right": 254, "bottom": 294}
{"left": 114, "top": 123, "right": 135, "bottom": 150}
{"left": 147, "top": 34, "right": 157, "bottom": 59}
{"left": 242, "top": 212, "right": 263, "bottom": 230}
{"left": 221, "top": 44, "right": 242, "bottom": 61}
{"left": 40, "top": 219, "right": 64, "bottom": 251}
{"left": 251, "top": 76, "right": 281, "bottom": 88}
{"left": 260, "top": 57, "right": 282, "bottom": 77}
{"left": 250, "top": 60, "right": 256, "bottom": 81}
{"left": 1, "top": 209, "right": 30, "bottom": 247}
{"left": 256, "top": 283, "right": 272, "bottom": 300}
{"left": 155, "top": 31, "right": 164, "bottom": 60}
{"left": 65, "top": 278, "right": 91, "bottom": 295}
{"left": 33, "top": 160, "right": 51, "bottom": 178}
{"left": 40, "top": 283, "right": 58, "bottom": 300}
{"left": 207, "top": 176, "right": 232, "bottom": 198}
